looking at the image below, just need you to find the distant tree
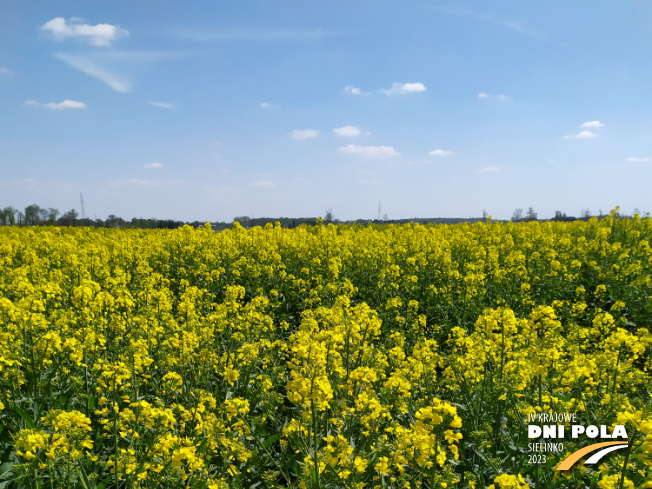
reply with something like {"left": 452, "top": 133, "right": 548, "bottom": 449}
{"left": 511, "top": 208, "right": 523, "bottom": 221}
{"left": 233, "top": 216, "right": 252, "bottom": 227}
{"left": 482, "top": 209, "right": 488, "bottom": 222}
{"left": 526, "top": 207, "right": 538, "bottom": 221}
{"left": 580, "top": 208, "right": 591, "bottom": 219}
{"left": 325, "top": 208, "right": 334, "bottom": 223}
{"left": 16, "top": 211, "right": 25, "bottom": 226}
{"left": 382, "top": 213, "right": 389, "bottom": 222}
{"left": 59, "top": 209, "right": 79, "bottom": 226}
{"left": 634, "top": 208, "right": 641, "bottom": 217}
{"left": 553, "top": 210, "right": 567, "bottom": 221}
{"left": 0, "top": 206, "right": 17, "bottom": 226}
{"left": 47, "top": 208, "right": 59, "bottom": 225}
{"left": 24, "top": 204, "right": 42, "bottom": 226}
{"left": 105, "top": 214, "right": 126, "bottom": 228}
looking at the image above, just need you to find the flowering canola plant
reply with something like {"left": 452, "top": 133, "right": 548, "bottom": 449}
{"left": 0, "top": 211, "right": 650, "bottom": 488}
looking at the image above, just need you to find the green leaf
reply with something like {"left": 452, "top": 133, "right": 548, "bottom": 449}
{"left": 14, "top": 405, "right": 35, "bottom": 429}
{"left": 0, "top": 463, "right": 13, "bottom": 478}
{"left": 77, "top": 465, "right": 95, "bottom": 489}
{"left": 262, "top": 433, "right": 280, "bottom": 448}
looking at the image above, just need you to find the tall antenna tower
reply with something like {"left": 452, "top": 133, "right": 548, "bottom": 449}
{"left": 80, "top": 193, "right": 86, "bottom": 219}
{"left": 378, "top": 201, "right": 381, "bottom": 221}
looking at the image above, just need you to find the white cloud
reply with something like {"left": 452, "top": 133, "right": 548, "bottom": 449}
{"left": 564, "top": 130, "right": 597, "bottom": 139}
{"left": 344, "top": 85, "right": 370, "bottom": 95}
{"left": 338, "top": 144, "right": 401, "bottom": 159}
{"left": 144, "top": 162, "right": 163, "bottom": 169}
{"left": 25, "top": 99, "right": 87, "bottom": 110}
{"left": 147, "top": 101, "right": 176, "bottom": 110}
{"left": 260, "top": 102, "right": 272, "bottom": 108}
{"left": 429, "top": 149, "right": 454, "bottom": 157}
{"left": 55, "top": 53, "right": 131, "bottom": 92}
{"left": 290, "top": 129, "right": 318, "bottom": 140}
{"left": 333, "top": 125, "right": 361, "bottom": 137}
{"left": 480, "top": 166, "right": 499, "bottom": 173}
{"left": 0, "top": 67, "right": 13, "bottom": 75}
{"left": 478, "top": 92, "right": 511, "bottom": 101}
{"left": 581, "top": 120, "right": 604, "bottom": 128}
{"left": 626, "top": 157, "right": 650, "bottom": 163}
{"left": 54, "top": 51, "right": 184, "bottom": 93}
{"left": 41, "top": 17, "right": 129, "bottom": 47}
{"left": 380, "top": 82, "right": 427, "bottom": 95}
{"left": 249, "top": 180, "right": 276, "bottom": 188}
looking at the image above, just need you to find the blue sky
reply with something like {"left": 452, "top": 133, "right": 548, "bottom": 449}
{"left": 2, "top": 1, "right": 652, "bottom": 221}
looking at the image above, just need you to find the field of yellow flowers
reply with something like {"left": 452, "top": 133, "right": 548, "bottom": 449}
{"left": 0, "top": 211, "right": 651, "bottom": 489}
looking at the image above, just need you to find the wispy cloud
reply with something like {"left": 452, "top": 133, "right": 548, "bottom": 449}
{"left": 172, "top": 27, "right": 334, "bottom": 42}
{"left": 110, "top": 179, "right": 182, "bottom": 186}
{"left": 581, "top": 120, "right": 604, "bottom": 128}
{"left": 0, "top": 67, "right": 13, "bottom": 75}
{"left": 480, "top": 166, "right": 499, "bottom": 173}
{"left": 55, "top": 53, "right": 131, "bottom": 92}
{"left": 344, "top": 86, "right": 370, "bottom": 96}
{"left": 432, "top": 6, "right": 543, "bottom": 40}
{"left": 54, "top": 51, "right": 186, "bottom": 93}
{"left": 144, "top": 162, "right": 163, "bottom": 169}
{"left": 290, "top": 129, "right": 318, "bottom": 140}
{"left": 333, "top": 125, "right": 361, "bottom": 137}
{"left": 25, "top": 99, "right": 87, "bottom": 110}
{"left": 626, "top": 157, "right": 650, "bottom": 163}
{"left": 41, "top": 17, "right": 129, "bottom": 47}
{"left": 380, "top": 82, "right": 427, "bottom": 95}
{"left": 338, "top": 144, "right": 401, "bottom": 159}
{"left": 249, "top": 180, "right": 276, "bottom": 188}
{"left": 564, "top": 130, "right": 597, "bottom": 139}
{"left": 0, "top": 178, "right": 38, "bottom": 188}
{"left": 478, "top": 92, "right": 511, "bottom": 101}
{"left": 147, "top": 101, "right": 176, "bottom": 110}
{"left": 429, "top": 149, "right": 454, "bottom": 157}
{"left": 260, "top": 102, "right": 273, "bottom": 108}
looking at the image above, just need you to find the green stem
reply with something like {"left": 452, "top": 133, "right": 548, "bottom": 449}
{"left": 310, "top": 373, "right": 321, "bottom": 489}
{"left": 617, "top": 446, "right": 631, "bottom": 489}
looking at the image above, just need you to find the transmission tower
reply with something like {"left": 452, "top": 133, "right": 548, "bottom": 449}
{"left": 378, "top": 201, "right": 381, "bottom": 221}
{"left": 80, "top": 193, "right": 86, "bottom": 219}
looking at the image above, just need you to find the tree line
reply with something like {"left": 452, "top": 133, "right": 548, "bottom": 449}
{"left": 0, "top": 204, "right": 323, "bottom": 230}
{"left": 0, "top": 203, "right": 641, "bottom": 230}
{"left": 0, "top": 204, "right": 191, "bottom": 229}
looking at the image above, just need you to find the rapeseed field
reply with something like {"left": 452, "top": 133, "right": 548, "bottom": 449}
{"left": 0, "top": 210, "right": 650, "bottom": 488}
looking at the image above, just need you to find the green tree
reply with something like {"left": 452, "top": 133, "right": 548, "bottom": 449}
{"left": 59, "top": 209, "right": 79, "bottom": 226}
{"left": 0, "top": 206, "right": 17, "bottom": 226}
{"left": 24, "top": 204, "right": 42, "bottom": 226}
{"left": 47, "top": 208, "right": 59, "bottom": 225}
